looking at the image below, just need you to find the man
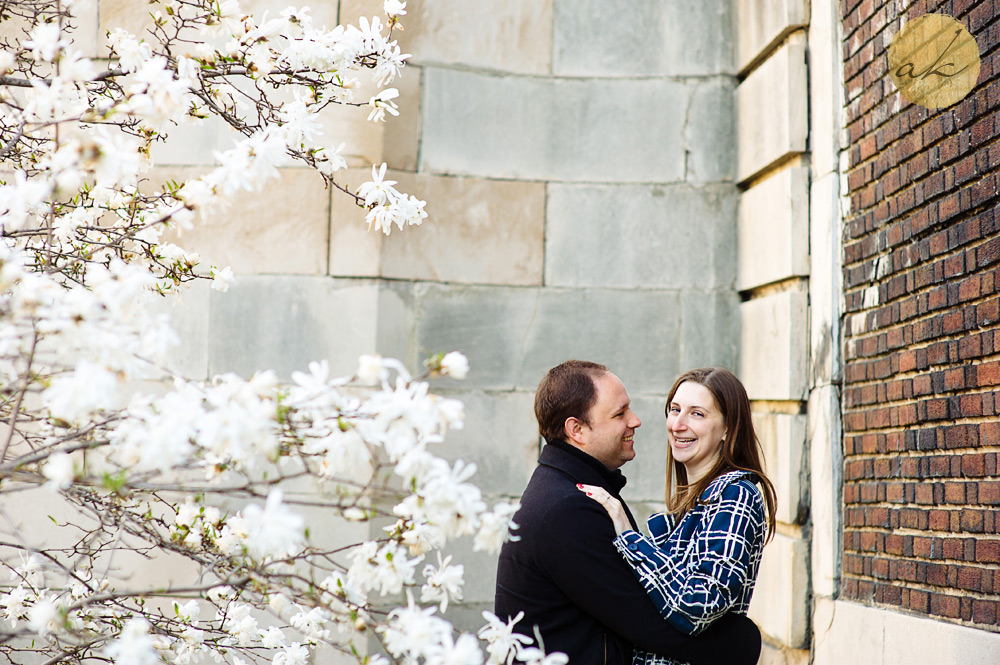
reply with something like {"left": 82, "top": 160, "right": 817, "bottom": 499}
{"left": 495, "top": 360, "right": 761, "bottom": 665}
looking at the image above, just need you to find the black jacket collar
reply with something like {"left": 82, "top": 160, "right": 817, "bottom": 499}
{"left": 541, "top": 439, "right": 629, "bottom": 494}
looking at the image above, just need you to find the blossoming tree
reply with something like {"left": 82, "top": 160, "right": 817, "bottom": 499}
{"left": 0, "top": 1, "right": 555, "bottom": 664}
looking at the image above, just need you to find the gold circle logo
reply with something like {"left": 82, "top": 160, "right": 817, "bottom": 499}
{"left": 888, "top": 13, "right": 981, "bottom": 109}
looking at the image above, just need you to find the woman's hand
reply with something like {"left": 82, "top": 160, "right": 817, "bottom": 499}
{"left": 577, "top": 484, "right": 631, "bottom": 535}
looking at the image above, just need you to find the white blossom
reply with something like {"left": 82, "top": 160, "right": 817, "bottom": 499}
{"left": 439, "top": 352, "right": 469, "bottom": 380}
{"left": 27, "top": 596, "right": 61, "bottom": 635}
{"left": 1, "top": 586, "right": 30, "bottom": 627}
{"left": 478, "top": 611, "right": 532, "bottom": 665}
{"left": 104, "top": 618, "right": 159, "bottom": 665}
{"left": 42, "top": 452, "right": 75, "bottom": 490}
{"left": 240, "top": 489, "right": 306, "bottom": 560}
{"left": 420, "top": 553, "right": 464, "bottom": 612}
{"left": 273, "top": 643, "right": 309, "bottom": 665}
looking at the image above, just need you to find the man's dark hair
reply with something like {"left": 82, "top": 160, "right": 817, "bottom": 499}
{"left": 534, "top": 360, "right": 609, "bottom": 442}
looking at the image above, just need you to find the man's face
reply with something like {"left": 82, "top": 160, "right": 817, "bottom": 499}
{"left": 575, "top": 373, "right": 642, "bottom": 470}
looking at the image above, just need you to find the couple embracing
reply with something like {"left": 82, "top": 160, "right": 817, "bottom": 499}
{"left": 495, "top": 360, "right": 776, "bottom": 665}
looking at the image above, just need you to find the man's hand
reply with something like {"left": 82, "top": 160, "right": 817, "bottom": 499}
{"left": 578, "top": 484, "right": 631, "bottom": 535}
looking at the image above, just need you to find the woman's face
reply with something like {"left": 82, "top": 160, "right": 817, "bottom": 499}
{"left": 666, "top": 381, "right": 727, "bottom": 483}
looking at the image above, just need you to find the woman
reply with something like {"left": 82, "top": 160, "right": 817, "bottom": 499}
{"left": 578, "top": 367, "right": 776, "bottom": 663}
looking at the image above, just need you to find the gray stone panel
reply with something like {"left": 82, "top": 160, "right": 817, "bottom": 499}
{"left": 685, "top": 78, "right": 737, "bottom": 183}
{"left": 152, "top": 281, "right": 211, "bottom": 380}
{"left": 420, "top": 68, "right": 687, "bottom": 182}
{"left": 208, "top": 277, "right": 379, "bottom": 380}
{"left": 412, "top": 285, "right": 682, "bottom": 394}
{"left": 553, "top": 0, "right": 733, "bottom": 76}
{"left": 679, "top": 289, "right": 741, "bottom": 372}
{"left": 620, "top": 394, "right": 671, "bottom": 505}
{"left": 545, "top": 184, "right": 738, "bottom": 289}
{"left": 736, "top": 41, "right": 808, "bottom": 183}
{"left": 433, "top": 389, "right": 540, "bottom": 497}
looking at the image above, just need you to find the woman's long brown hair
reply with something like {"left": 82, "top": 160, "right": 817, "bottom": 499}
{"left": 664, "top": 367, "right": 777, "bottom": 542}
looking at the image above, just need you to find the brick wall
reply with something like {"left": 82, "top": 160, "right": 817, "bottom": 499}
{"left": 840, "top": 0, "right": 1000, "bottom": 629}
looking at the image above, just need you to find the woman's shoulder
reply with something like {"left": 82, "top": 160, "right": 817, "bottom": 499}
{"left": 699, "top": 469, "right": 762, "bottom": 503}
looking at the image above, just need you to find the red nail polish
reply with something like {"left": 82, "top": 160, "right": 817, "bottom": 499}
{"left": 576, "top": 484, "right": 583, "bottom": 489}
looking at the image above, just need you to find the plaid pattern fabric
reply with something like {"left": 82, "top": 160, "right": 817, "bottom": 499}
{"left": 613, "top": 470, "right": 767, "bottom": 665}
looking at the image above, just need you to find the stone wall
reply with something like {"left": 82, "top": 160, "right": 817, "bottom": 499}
{"left": 732, "top": 1, "right": 814, "bottom": 662}
{"left": 75, "top": 0, "right": 745, "bottom": 632}
{"left": 839, "top": 0, "right": 1000, "bottom": 631}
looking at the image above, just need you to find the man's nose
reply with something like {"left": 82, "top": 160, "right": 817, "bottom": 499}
{"left": 629, "top": 411, "right": 641, "bottom": 428}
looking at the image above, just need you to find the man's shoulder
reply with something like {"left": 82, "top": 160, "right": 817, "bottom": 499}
{"left": 514, "top": 465, "right": 601, "bottom": 531}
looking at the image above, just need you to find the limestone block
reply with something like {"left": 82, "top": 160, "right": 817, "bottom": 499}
{"left": 156, "top": 166, "right": 330, "bottom": 275}
{"left": 813, "top": 598, "right": 1000, "bottom": 665}
{"left": 69, "top": 0, "right": 100, "bottom": 57}
{"left": 381, "top": 173, "right": 545, "bottom": 285}
{"left": 375, "top": 282, "right": 415, "bottom": 363}
{"left": 382, "top": 64, "right": 421, "bottom": 172}
{"left": 736, "top": 42, "right": 808, "bottom": 183}
{"left": 740, "top": 290, "right": 808, "bottom": 400}
{"left": 552, "top": 0, "right": 732, "bottom": 76}
{"left": 432, "top": 390, "right": 540, "bottom": 497}
{"left": 748, "top": 532, "right": 808, "bottom": 648}
{"left": 758, "top": 643, "right": 810, "bottom": 665}
{"left": 412, "top": 285, "right": 682, "bottom": 394}
{"left": 808, "top": 172, "right": 842, "bottom": 386}
{"left": 620, "top": 395, "right": 671, "bottom": 505}
{"left": 149, "top": 280, "right": 212, "bottom": 380}
{"left": 738, "top": 167, "right": 809, "bottom": 290}
{"left": 545, "top": 184, "right": 737, "bottom": 289}
{"left": 679, "top": 290, "right": 740, "bottom": 372}
{"left": 386, "top": 0, "right": 553, "bottom": 75}
{"left": 420, "top": 68, "right": 687, "bottom": 183}
{"left": 149, "top": 118, "right": 241, "bottom": 166}
{"left": 435, "top": 537, "right": 500, "bottom": 605}
{"left": 207, "top": 277, "right": 379, "bottom": 379}
{"left": 808, "top": 385, "right": 842, "bottom": 598}
{"left": 752, "top": 411, "right": 807, "bottom": 525}
{"left": 329, "top": 168, "right": 383, "bottom": 278}
{"left": 685, "top": 77, "right": 737, "bottom": 183}
{"left": 808, "top": 0, "right": 843, "bottom": 178}
{"left": 735, "top": 0, "right": 809, "bottom": 73}
{"left": 316, "top": 75, "right": 386, "bottom": 169}
{"left": 330, "top": 168, "right": 546, "bottom": 285}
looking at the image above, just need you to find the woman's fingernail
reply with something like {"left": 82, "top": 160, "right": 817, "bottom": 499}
{"left": 576, "top": 484, "right": 583, "bottom": 489}
{"left": 586, "top": 492, "right": 593, "bottom": 496}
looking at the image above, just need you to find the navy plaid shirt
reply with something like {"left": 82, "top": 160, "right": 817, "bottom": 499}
{"left": 613, "top": 470, "right": 767, "bottom": 665}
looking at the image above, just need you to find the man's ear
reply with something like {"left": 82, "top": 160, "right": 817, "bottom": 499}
{"left": 564, "top": 417, "right": 586, "bottom": 446}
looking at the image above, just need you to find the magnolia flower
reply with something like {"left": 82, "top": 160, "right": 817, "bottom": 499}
{"left": 211, "top": 266, "right": 234, "bottom": 292}
{"left": 478, "top": 611, "right": 533, "bottom": 665}
{"left": 240, "top": 489, "right": 306, "bottom": 560}
{"left": 384, "top": 0, "right": 407, "bottom": 19}
{"left": 27, "top": 596, "right": 61, "bottom": 635}
{"left": 273, "top": 643, "right": 309, "bottom": 665}
{"left": 24, "top": 22, "right": 63, "bottom": 62}
{"left": 42, "top": 452, "right": 75, "bottom": 490}
{"left": 366, "top": 88, "right": 399, "bottom": 123}
{"left": 174, "top": 500, "right": 201, "bottom": 528}
{"left": 104, "top": 618, "right": 159, "bottom": 665}
{"left": 475, "top": 502, "right": 521, "bottom": 553}
{"left": 420, "top": 553, "right": 464, "bottom": 612}
{"left": 440, "top": 352, "right": 469, "bottom": 379}
{"left": 357, "top": 354, "right": 387, "bottom": 385}
{"left": 1, "top": 586, "right": 30, "bottom": 628}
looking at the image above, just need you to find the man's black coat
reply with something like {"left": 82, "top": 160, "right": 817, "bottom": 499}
{"left": 495, "top": 440, "right": 761, "bottom": 665}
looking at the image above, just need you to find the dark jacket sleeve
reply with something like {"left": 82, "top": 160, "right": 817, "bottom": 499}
{"left": 542, "top": 493, "right": 761, "bottom": 665}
